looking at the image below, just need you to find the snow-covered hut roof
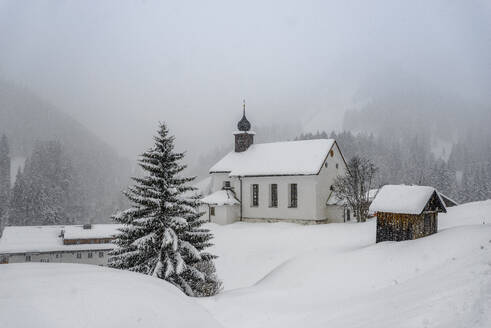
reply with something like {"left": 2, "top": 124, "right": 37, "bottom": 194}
{"left": 369, "top": 185, "right": 446, "bottom": 215}
{"left": 200, "top": 190, "right": 239, "bottom": 206}
{"left": 210, "top": 139, "right": 336, "bottom": 176}
{"left": 0, "top": 224, "right": 122, "bottom": 254}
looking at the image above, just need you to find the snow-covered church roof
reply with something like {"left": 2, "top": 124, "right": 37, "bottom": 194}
{"left": 200, "top": 190, "right": 239, "bottom": 206}
{"left": 210, "top": 139, "right": 336, "bottom": 177}
{"left": 369, "top": 185, "right": 446, "bottom": 215}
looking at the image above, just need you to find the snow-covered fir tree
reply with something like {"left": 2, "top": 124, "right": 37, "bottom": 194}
{"left": 8, "top": 141, "right": 80, "bottom": 226}
{"left": 110, "top": 122, "right": 222, "bottom": 297}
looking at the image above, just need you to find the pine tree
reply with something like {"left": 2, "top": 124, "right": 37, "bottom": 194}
{"left": 8, "top": 168, "right": 27, "bottom": 226}
{"left": 8, "top": 141, "right": 79, "bottom": 225}
{"left": 110, "top": 123, "right": 221, "bottom": 297}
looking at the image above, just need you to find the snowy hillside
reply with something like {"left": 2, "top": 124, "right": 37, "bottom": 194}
{"left": 0, "top": 264, "right": 222, "bottom": 328}
{"left": 199, "top": 200, "right": 491, "bottom": 328}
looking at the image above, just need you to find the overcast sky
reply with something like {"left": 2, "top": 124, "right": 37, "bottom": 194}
{"left": 0, "top": 0, "right": 489, "bottom": 159}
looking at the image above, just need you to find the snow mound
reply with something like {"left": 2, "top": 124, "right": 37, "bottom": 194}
{"left": 199, "top": 200, "right": 491, "bottom": 328}
{"left": 439, "top": 199, "right": 491, "bottom": 229}
{"left": 0, "top": 264, "right": 221, "bottom": 328}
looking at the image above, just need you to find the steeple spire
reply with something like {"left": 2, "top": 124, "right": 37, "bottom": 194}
{"left": 237, "top": 100, "right": 251, "bottom": 132}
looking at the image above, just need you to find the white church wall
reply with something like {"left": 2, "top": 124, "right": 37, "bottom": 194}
{"left": 240, "top": 176, "right": 317, "bottom": 221}
{"left": 210, "top": 173, "right": 233, "bottom": 192}
{"left": 314, "top": 142, "right": 348, "bottom": 220}
{"left": 210, "top": 205, "right": 240, "bottom": 225}
{"left": 325, "top": 205, "right": 346, "bottom": 223}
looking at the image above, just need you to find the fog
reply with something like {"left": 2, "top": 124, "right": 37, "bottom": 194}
{"left": 0, "top": 0, "right": 489, "bottom": 160}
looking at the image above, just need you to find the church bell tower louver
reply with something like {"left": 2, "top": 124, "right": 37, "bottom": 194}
{"left": 234, "top": 100, "right": 255, "bottom": 152}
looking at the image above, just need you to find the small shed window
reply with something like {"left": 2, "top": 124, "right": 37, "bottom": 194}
{"left": 289, "top": 184, "right": 298, "bottom": 208}
{"left": 270, "top": 184, "right": 278, "bottom": 207}
{"left": 88, "top": 252, "right": 93, "bottom": 259}
{"left": 223, "top": 181, "right": 231, "bottom": 189}
{"left": 251, "top": 184, "right": 259, "bottom": 207}
{"left": 210, "top": 206, "right": 215, "bottom": 216}
{"left": 25, "top": 255, "right": 31, "bottom": 262}
{"left": 76, "top": 252, "right": 82, "bottom": 259}
{"left": 99, "top": 252, "right": 104, "bottom": 258}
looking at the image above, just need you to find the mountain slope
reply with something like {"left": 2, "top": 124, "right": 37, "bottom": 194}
{"left": 0, "top": 81, "right": 132, "bottom": 222}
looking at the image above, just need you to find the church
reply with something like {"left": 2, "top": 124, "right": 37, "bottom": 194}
{"left": 200, "top": 104, "right": 349, "bottom": 225}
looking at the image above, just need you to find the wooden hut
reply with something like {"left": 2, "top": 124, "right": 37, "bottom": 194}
{"left": 369, "top": 185, "right": 447, "bottom": 243}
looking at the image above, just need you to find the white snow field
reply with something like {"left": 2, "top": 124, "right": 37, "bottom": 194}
{"left": 0, "top": 263, "right": 222, "bottom": 328}
{"left": 199, "top": 200, "right": 491, "bottom": 328}
{"left": 1, "top": 200, "right": 490, "bottom": 328}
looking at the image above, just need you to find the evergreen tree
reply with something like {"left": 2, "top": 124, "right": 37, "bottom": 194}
{"left": 8, "top": 141, "right": 80, "bottom": 225}
{"left": 110, "top": 123, "right": 221, "bottom": 297}
{"left": 0, "top": 134, "right": 11, "bottom": 229}
{"left": 8, "top": 168, "right": 27, "bottom": 226}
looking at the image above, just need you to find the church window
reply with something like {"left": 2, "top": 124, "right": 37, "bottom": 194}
{"left": 289, "top": 184, "right": 298, "bottom": 208}
{"left": 251, "top": 184, "right": 259, "bottom": 207}
{"left": 330, "top": 150, "right": 334, "bottom": 157}
{"left": 336, "top": 163, "right": 339, "bottom": 169}
{"left": 270, "top": 184, "right": 278, "bottom": 207}
{"left": 325, "top": 162, "right": 328, "bottom": 168}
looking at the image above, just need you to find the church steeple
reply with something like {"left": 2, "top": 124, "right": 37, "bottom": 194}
{"left": 234, "top": 100, "right": 254, "bottom": 152}
{"left": 237, "top": 100, "right": 251, "bottom": 132}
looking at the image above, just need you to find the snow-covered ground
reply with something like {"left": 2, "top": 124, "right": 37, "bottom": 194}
{"left": 1, "top": 200, "right": 490, "bottom": 328}
{"left": 199, "top": 200, "right": 491, "bottom": 328}
{"left": 0, "top": 264, "right": 222, "bottom": 328}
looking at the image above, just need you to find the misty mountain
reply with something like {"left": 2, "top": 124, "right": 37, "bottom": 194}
{"left": 342, "top": 70, "right": 491, "bottom": 143}
{"left": 0, "top": 81, "right": 132, "bottom": 222}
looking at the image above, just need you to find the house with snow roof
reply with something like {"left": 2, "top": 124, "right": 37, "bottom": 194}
{"left": 369, "top": 185, "right": 447, "bottom": 242}
{"left": 200, "top": 104, "right": 349, "bottom": 225}
{"left": 0, "top": 224, "right": 121, "bottom": 265}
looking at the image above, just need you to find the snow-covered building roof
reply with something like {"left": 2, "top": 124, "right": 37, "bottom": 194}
{"left": 63, "top": 224, "right": 121, "bottom": 240}
{"left": 369, "top": 185, "right": 446, "bottom": 215}
{"left": 210, "top": 139, "right": 336, "bottom": 177}
{"left": 200, "top": 190, "right": 239, "bottom": 206}
{"left": 0, "top": 224, "right": 122, "bottom": 254}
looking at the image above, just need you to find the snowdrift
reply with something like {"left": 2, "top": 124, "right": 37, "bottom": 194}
{"left": 0, "top": 263, "right": 222, "bottom": 328}
{"left": 201, "top": 200, "right": 491, "bottom": 328}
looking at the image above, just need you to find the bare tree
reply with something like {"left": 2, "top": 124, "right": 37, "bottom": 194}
{"left": 333, "top": 156, "right": 377, "bottom": 222}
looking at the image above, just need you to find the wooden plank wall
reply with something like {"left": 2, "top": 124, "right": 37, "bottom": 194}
{"left": 376, "top": 212, "right": 437, "bottom": 242}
